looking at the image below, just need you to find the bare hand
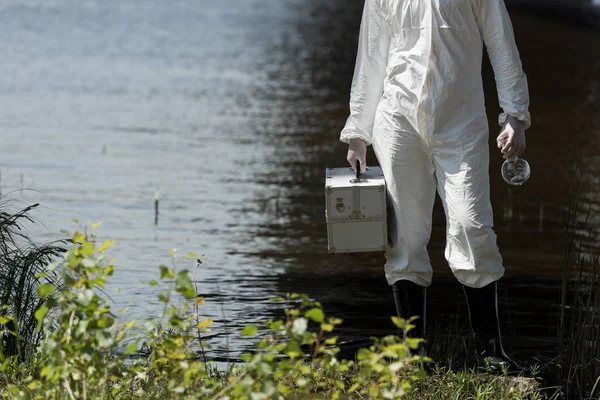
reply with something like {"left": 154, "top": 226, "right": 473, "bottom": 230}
{"left": 347, "top": 138, "right": 367, "bottom": 173}
{"left": 497, "top": 116, "right": 526, "bottom": 161}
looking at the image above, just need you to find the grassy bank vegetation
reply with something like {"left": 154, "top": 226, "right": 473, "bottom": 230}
{"left": 0, "top": 201, "right": 597, "bottom": 399}
{"left": 0, "top": 202, "right": 65, "bottom": 364}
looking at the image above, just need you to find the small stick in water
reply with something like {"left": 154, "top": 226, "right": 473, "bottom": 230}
{"left": 154, "top": 190, "right": 159, "bottom": 226}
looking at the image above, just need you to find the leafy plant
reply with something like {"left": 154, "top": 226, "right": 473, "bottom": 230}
{"left": 0, "top": 224, "right": 542, "bottom": 399}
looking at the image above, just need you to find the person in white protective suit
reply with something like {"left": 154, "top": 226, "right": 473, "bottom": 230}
{"left": 340, "top": 0, "right": 530, "bottom": 370}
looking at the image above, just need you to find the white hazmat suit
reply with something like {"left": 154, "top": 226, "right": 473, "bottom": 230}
{"left": 340, "top": 0, "right": 531, "bottom": 288}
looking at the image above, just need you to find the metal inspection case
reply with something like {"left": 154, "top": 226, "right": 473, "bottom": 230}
{"left": 325, "top": 166, "right": 388, "bottom": 254}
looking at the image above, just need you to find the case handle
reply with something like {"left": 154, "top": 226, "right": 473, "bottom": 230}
{"left": 351, "top": 160, "right": 367, "bottom": 183}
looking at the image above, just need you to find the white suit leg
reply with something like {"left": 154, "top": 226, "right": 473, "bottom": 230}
{"left": 372, "top": 112, "right": 436, "bottom": 288}
{"left": 433, "top": 125, "right": 505, "bottom": 289}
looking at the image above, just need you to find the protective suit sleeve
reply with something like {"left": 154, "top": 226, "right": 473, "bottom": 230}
{"left": 340, "top": 0, "right": 390, "bottom": 146}
{"left": 477, "top": 0, "right": 531, "bottom": 130}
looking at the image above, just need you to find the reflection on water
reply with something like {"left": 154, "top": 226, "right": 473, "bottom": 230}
{"left": 0, "top": 0, "right": 599, "bottom": 362}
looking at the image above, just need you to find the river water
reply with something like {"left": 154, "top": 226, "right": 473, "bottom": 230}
{"left": 0, "top": 0, "right": 599, "bottom": 364}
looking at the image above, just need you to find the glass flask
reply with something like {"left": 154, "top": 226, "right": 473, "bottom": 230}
{"left": 501, "top": 158, "right": 530, "bottom": 186}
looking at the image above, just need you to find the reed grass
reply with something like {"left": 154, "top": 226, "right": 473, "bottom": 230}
{"left": 0, "top": 199, "right": 65, "bottom": 362}
{"left": 553, "top": 251, "right": 600, "bottom": 399}
{"left": 545, "top": 177, "right": 600, "bottom": 399}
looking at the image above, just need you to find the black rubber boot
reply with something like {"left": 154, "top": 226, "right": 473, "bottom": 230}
{"left": 392, "top": 280, "right": 427, "bottom": 356}
{"left": 463, "top": 281, "right": 521, "bottom": 373}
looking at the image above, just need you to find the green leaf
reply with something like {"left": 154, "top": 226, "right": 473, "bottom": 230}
{"left": 197, "top": 319, "right": 213, "bottom": 330}
{"left": 269, "top": 320, "right": 284, "bottom": 331}
{"left": 414, "top": 369, "right": 427, "bottom": 379}
{"left": 159, "top": 265, "right": 175, "bottom": 280}
{"left": 0, "top": 316, "right": 12, "bottom": 325}
{"left": 34, "top": 304, "right": 49, "bottom": 331}
{"left": 80, "top": 242, "right": 95, "bottom": 256}
{"left": 241, "top": 325, "right": 258, "bottom": 337}
{"left": 97, "top": 315, "right": 115, "bottom": 329}
{"left": 324, "top": 337, "right": 338, "bottom": 345}
{"left": 124, "top": 342, "right": 138, "bottom": 355}
{"left": 158, "top": 294, "right": 169, "bottom": 303}
{"left": 357, "top": 348, "right": 371, "bottom": 361}
{"left": 103, "top": 265, "right": 115, "bottom": 276}
{"left": 148, "top": 280, "right": 158, "bottom": 286}
{"left": 40, "top": 366, "right": 53, "bottom": 378}
{"left": 321, "top": 323, "right": 334, "bottom": 332}
{"left": 98, "top": 239, "right": 116, "bottom": 254}
{"left": 348, "top": 383, "right": 361, "bottom": 393}
{"left": 406, "top": 338, "right": 423, "bottom": 350}
{"left": 284, "top": 340, "right": 302, "bottom": 358}
{"left": 37, "top": 284, "right": 54, "bottom": 298}
{"left": 276, "top": 382, "right": 291, "bottom": 396}
{"left": 299, "top": 365, "right": 311, "bottom": 374}
{"left": 175, "top": 270, "right": 196, "bottom": 299}
{"left": 64, "top": 274, "right": 76, "bottom": 286}
{"left": 257, "top": 362, "right": 273, "bottom": 377}
{"left": 305, "top": 308, "right": 324, "bottom": 323}
{"left": 391, "top": 316, "right": 406, "bottom": 329}
{"left": 73, "top": 231, "right": 86, "bottom": 244}
{"left": 14, "top": 390, "right": 31, "bottom": 400}
{"left": 91, "top": 221, "right": 103, "bottom": 229}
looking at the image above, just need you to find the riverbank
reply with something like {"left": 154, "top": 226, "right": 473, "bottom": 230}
{"left": 3, "top": 217, "right": 596, "bottom": 399}
{"left": 0, "top": 229, "right": 546, "bottom": 400}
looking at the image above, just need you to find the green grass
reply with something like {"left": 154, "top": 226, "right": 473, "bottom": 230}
{"left": 413, "top": 368, "right": 544, "bottom": 400}
{"left": 0, "top": 200, "right": 65, "bottom": 363}
{"left": 549, "top": 179, "right": 600, "bottom": 399}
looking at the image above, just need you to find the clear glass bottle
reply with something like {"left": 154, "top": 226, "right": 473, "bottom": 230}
{"left": 501, "top": 158, "right": 531, "bottom": 186}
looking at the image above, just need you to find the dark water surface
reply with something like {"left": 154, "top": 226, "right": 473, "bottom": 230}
{"left": 0, "top": 0, "right": 599, "bottom": 363}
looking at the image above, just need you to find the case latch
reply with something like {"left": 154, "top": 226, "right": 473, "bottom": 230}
{"left": 349, "top": 211, "right": 364, "bottom": 220}
{"left": 336, "top": 197, "right": 345, "bottom": 213}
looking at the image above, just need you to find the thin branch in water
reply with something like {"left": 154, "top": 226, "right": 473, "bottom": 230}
{"left": 193, "top": 258, "right": 210, "bottom": 374}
